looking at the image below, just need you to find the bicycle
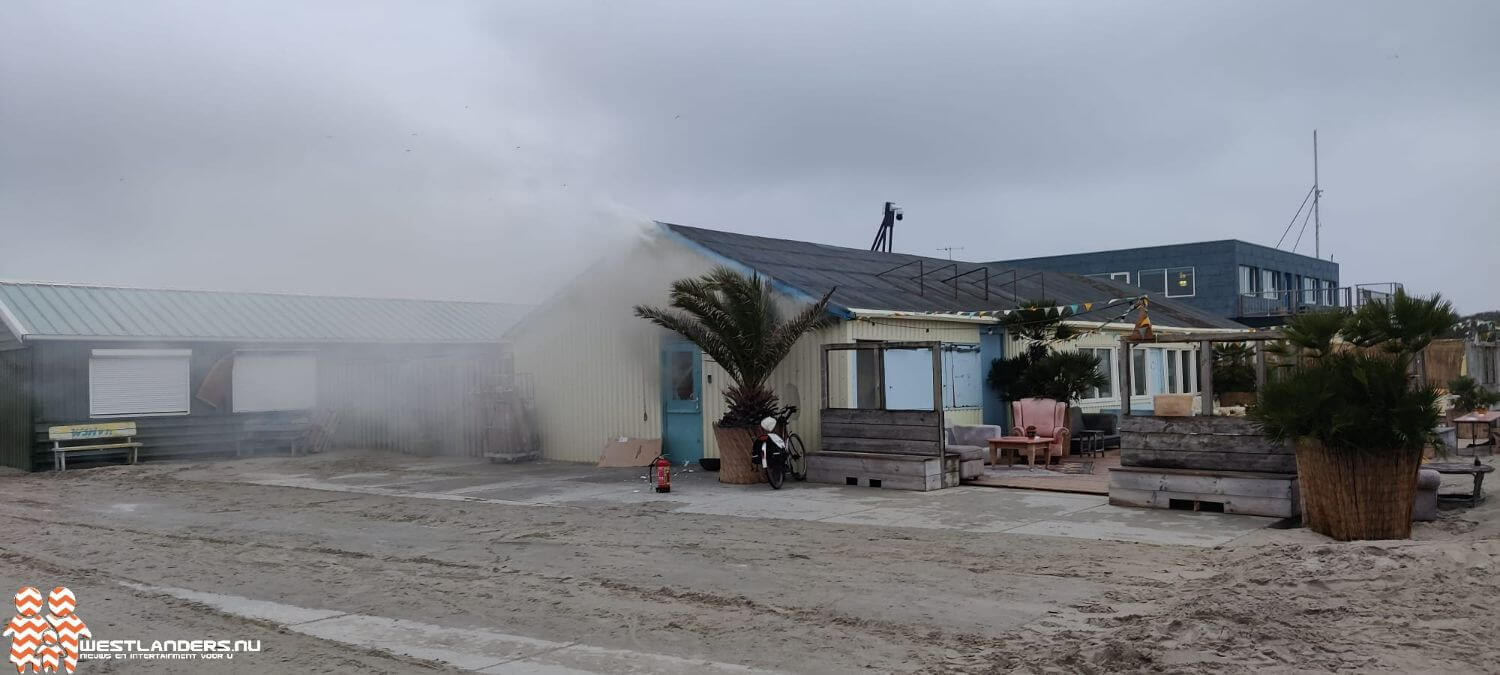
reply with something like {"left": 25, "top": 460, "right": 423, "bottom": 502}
{"left": 752, "top": 405, "right": 807, "bottom": 489}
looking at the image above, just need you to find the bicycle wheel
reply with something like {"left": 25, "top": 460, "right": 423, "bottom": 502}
{"left": 787, "top": 434, "right": 807, "bottom": 481}
{"left": 766, "top": 461, "right": 785, "bottom": 489}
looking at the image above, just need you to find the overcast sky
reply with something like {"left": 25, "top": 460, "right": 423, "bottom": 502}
{"left": 2, "top": 1, "right": 1496, "bottom": 312}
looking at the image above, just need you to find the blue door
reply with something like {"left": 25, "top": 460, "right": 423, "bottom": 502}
{"left": 661, "top": 342, "right": 704, "bottom": 461}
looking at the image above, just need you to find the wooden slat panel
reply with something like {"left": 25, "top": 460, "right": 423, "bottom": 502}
{"left": 820, "top": 408, "right": 940, "bottom": 427}
{"left": 1108, "top": 486, "right": 1295, "bottom": 518}
{"left": 1118, "top": 416, "right": 1266, "bottom": 436}
{"left": 821, "top": 436, "right": 940, "bottom": 455}
{"left": 1108, "top": 470, "right": 1297, "bottom": 499}
{"left": 1126, "top": 431, "right": 1287, "bottom": 454}
{"left": 1119, "top": 448, "right": 1296, "bottom": 473}
{"left": 822, "top": 423, "right": 938, "bottom": 441}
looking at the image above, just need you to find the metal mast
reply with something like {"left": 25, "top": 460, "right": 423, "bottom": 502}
{"left": 1313, "top": 130, "right": 1320, "bottom": 258}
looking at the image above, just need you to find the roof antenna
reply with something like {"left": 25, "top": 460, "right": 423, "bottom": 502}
{"left": 869, "top": 201, "right": 902, "bottom": 253}
{"left": 936, "top": 246, "right": 964, "bottom": 260}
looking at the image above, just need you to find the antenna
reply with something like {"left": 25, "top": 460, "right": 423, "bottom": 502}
{"left": 1313, "top": 130, "right": 1321, "bottom": 258}
{"left": 869, "top": 202, "right": 902, "bottom": 253}
{"left": 936, "top": 246, "right": 964, "bottom": 260}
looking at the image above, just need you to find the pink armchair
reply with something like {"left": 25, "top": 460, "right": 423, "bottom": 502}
{"left": 1010, "top": 398, "right": 1070, "bottom": 466}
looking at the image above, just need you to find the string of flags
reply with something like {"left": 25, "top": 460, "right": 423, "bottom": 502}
{"left": 905, "top": 295, "right": 1148, "bottom": 320}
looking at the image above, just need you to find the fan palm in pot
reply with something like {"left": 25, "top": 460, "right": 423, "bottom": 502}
{"left": 635, "top": 267, "right": 833, "bottom": 483}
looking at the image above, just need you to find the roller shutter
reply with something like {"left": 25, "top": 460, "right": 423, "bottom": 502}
{"left": 89, "top": 349, "right": 191, "bottom": 417}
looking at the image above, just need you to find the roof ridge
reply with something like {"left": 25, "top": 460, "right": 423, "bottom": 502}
{"left": 0, "top": 278, "right": 523, "bottom": 307}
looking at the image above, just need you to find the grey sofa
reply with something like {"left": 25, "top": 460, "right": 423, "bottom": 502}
{"left": 946, "top": 424, "right": 1003, "bottom": 479}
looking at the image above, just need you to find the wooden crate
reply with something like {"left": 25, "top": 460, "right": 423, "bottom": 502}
{"left": 1108, "top": 465, "right": 1300, "bottom": 518}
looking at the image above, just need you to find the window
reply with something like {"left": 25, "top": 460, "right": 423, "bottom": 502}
{"left": 941, "top": 344, "right": 982, "bottom": 409}
{"left": 1128, "top": 346, "right": 1198, "bottom": 399}
{"left": 233, "top": 352, "right": 318, "bottom": 412}
{"left": 882, "top": 347, "right": 936, "bottom": 410}
{"left": 1166, "top": 267, "right": 1195, "bottom": 297}
{"left": 1238, "top": 266, "right": 1256, "bottom": 294}
{"left": 1324, "top": 279, "right": 1338, "bottom": 306}
{"left": 1081, "top": 347, "right": 1115, "bottom": 400}
{"left": 1260, "top": 269, "right": 1279, "bottom": 299}
{"left": 1086, "top": 272, "right": 1130, "bottom": 284}
{"left": 89, "top": 349, "right": 191, "bottom": 417}
{"left": 1132, "top": 349, "right": 1147, "bottom": 396}
{"left": 1137, "top": 268, "right": 1166, "bottom": 294}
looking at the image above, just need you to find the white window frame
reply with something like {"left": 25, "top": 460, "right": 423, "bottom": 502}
{"left": 88, "top": 348, "right": 192, "bottom": 418}
{"left": 1131, "top": 346, "right": 1198, "bottom": 399}
{"left": 1079, "top": 347, "right": 1117, "bottom": 402}
{"left": 1137, "top": 268, "right": 1167, "bottom": 294}
{"left": 1165, "top": 267, "right": 1195, "bottom": 298}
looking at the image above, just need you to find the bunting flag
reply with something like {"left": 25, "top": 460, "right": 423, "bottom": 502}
{"left": 902, "top": 295, "right": 1146, "bottom": 320}
{"left": 1132, "top": 296, "right": 1155, "bottom": 340}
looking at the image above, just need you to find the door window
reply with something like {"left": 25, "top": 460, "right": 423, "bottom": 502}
{"left": 668, "top": 350, "right": 695, "bottom": 401}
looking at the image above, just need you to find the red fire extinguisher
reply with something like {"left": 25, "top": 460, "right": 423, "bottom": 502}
{"left": 653, "top": 455, "right": 672, "bottom": 493}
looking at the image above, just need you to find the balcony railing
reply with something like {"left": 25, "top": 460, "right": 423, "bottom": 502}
{"left": 1235, "top": 282, "right": 1403, "bottom": 318}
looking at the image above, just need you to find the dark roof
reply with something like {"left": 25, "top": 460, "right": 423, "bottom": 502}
{"left": 0, "top": 281, "right": 528, "bottom": 344}
{"left": 662, "top": 223, "right": 1244, "bottom": 330}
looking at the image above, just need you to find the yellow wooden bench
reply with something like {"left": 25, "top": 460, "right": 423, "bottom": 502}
{"left": 49, "top": 422, "right": 142, "bottom": 471}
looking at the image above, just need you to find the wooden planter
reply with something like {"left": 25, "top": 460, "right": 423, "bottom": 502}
{"left": 1295, "top": 438, "right": 1422, "bottom": 541}
{"left": 714, "top": 424, "right": 764, "bottom": 484}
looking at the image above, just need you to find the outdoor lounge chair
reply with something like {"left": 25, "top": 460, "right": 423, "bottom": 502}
{"left": 1068, "top": 408, "right": 1120, "bottom": 456}
{"left": 945, "top": 424, "right": 1003, "bottom": 478}
{"left": 1010, "top": 398, "right": 1069, "bottom": 466}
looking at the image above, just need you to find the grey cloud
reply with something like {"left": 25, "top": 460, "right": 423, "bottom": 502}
{"left": 2, "top": 0, "right": 1496, "bottom": 310}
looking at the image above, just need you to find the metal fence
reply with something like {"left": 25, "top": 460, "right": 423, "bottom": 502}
{"left": 1235, "top": 282, "right": 1403, "bottom": 319}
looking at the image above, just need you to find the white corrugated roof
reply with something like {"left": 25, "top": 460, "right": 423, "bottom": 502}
{"left": 0, "top": 281, "right": 526, "bottom": 344}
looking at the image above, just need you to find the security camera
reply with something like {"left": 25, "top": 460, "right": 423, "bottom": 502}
{"left": 893, "top": 207, "right": 904, "bottom": 221}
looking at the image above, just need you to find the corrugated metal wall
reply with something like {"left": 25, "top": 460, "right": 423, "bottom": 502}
{"left": 22, "top": 341, "right": 508, "bottom": 469}
{"left": 0, "top": 349, "right": 31, "bottom": 470}
{"left": 319, "top": 348, "right": 507, "bottom": 457}
{"left": 510, "top": 236, "right": 718, "bottom": 463}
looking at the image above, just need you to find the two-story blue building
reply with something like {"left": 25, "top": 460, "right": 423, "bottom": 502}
{"left": 998, "top": 240, "right": 1343, "bottom": 325}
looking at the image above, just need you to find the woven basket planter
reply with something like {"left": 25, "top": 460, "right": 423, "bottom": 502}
{"left": 714, "top": 425, "right": 764, "bottom": 484}
{"left": 1294, "top": 438, "right": 1422, "bottom": 541}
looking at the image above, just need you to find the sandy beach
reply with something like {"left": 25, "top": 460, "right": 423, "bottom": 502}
{"left": 0, "top": 450, "right": 1495, "bottom": 673}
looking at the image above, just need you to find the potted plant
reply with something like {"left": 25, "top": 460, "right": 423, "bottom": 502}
{"left": 985, "top": 299, "right": 1106, "bottom": 416}
{"left": 1211, "top": 342, "right": 1257, "bottom": 408}
{"left": 1448, "top": 376, "right": 1499, "bottom": 416}
{"left": 635, "top": 267, "right": 833, "bottom": 484}
{"left": 1250, "top": 351, "right": 1440, "bottom": 540}
{"left": 1250, "top": 292, "right": 1456, "bottom": 540}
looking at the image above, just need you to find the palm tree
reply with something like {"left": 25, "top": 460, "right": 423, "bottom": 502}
{"left": 1280, "top": 309, "right": 1349, "bottom": 361}
{"left": 1343, "top": 289, "right": 1458, "bottom": 383}
{"left": 634, "top": 267, "right": 834, "bottom": 427}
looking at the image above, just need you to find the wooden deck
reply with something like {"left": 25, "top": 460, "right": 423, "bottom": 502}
{"left": 963, "top": 451, "right": 1118, "bottom": 495}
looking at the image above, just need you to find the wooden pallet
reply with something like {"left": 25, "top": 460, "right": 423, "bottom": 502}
{"left": 1108, "top": 465, "right": 1299, "bottom": 517}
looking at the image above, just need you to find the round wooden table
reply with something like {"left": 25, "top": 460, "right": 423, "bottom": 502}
{"left": 1423, "top": 462, "right": 1494, "bottom": 507}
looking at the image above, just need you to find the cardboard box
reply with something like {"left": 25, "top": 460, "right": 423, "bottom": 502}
{"left": 598, "top": 437, "right": 662, "bottom": 467}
